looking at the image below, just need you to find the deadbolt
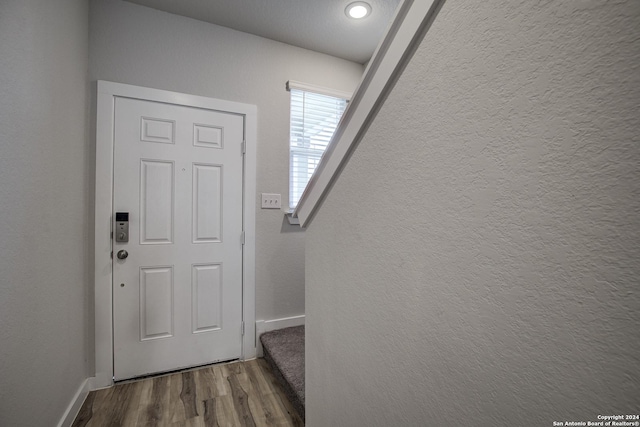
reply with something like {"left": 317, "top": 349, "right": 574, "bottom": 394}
{"left": 115, "top": 212, "right": 129, "bottom": 242}
{"left": 117, "top": 250, "right": 128, "bottom": 260}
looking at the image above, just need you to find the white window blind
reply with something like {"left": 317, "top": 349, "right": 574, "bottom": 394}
{"left": 289, "top": 88, "right": 348, "bottom": 209}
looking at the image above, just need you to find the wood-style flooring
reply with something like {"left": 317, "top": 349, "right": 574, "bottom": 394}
{"left": 72, "top": 359, "right": 304, "bottom": 427}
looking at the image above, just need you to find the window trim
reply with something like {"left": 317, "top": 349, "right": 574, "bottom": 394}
{"left": 286, "top": 80, "right": 352, "bottom": 102}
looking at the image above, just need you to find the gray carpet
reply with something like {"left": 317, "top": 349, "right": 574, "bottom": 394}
{"left": 260, "top": 325, "right": 305, "bottom": 421}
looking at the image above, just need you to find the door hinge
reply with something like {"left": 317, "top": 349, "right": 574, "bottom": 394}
{"left": 241, "top": 321, "right": 245, "bottom": 336}
{"left": 241, "top": 231, "right": 245, "bottom": 245}
{"left": 110, "top": 251, "right": 113, "bottom": 259}
{"left": 241, "top": 140, "right": 246, "bottom": 155}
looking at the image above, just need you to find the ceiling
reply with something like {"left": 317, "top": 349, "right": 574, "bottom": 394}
{"left": 124, "top": 0, "right": 402, "bottom": 64}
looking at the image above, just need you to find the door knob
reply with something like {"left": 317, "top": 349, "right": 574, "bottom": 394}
{"left": 117, "top": 250, "right": 129, "bottom": 260}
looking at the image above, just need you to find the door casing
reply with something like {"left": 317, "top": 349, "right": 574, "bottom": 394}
{"left": 93, "top": 80, "right": 257, "bottom": 389}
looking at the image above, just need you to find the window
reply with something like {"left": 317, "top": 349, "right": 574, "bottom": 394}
{"left": 288, "top": 84, "right": 348, "bottom": 209}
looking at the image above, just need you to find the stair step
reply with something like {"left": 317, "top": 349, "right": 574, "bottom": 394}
{"left": 260, "top": 325, "right": 305, "bottom": 421}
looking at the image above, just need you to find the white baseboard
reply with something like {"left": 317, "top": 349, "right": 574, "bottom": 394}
{"left": 57, "top": 378, "right": 91, "bottom": 427}
{"left": 255, "top": 315, "right": 305, "bottom": 357}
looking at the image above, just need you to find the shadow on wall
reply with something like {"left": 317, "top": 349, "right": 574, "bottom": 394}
{"left": 281, "top": 215, "right": 304, "bottom": 233}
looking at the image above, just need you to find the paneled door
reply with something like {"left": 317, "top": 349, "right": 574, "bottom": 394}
{"left": 112, "top": 97, "right": 244, "bottom": 381}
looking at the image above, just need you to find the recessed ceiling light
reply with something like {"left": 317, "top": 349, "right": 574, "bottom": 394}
{"left": 345, "top": 1, "right": 372, "bottom": 19}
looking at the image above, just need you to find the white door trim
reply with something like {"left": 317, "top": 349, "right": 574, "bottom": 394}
{"left": 94, "top": 80, "right": 257, "bottom": 389}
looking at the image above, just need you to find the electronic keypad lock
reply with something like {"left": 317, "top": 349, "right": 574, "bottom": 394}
{"left": 115, "top": 212, "right": 129, "bottom": 243}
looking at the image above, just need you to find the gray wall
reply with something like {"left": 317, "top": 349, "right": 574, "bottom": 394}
{"left": 89, "top": 0, "right": 364, "bottom": 322}
{"left": 306, "top": 1, "right": 640, "bottom": 425}
{"left": 0, "top": 0, "right": 90, "bottom": 426}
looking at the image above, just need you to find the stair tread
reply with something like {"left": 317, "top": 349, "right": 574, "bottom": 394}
{"left": 260, "top": 325, "right": 305, "bottom": 421}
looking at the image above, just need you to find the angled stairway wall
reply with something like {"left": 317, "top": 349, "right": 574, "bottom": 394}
{"left": 305, "top": 0, "right": 640, "bottom": 425}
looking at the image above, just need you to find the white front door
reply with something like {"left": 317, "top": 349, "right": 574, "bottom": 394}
{"left": 112, "top": 97, "right": 244, "bottom": 381}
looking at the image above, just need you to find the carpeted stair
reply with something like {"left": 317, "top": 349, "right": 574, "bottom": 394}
{"left": 260, "top": 325, "right": 305, "bottom": 421}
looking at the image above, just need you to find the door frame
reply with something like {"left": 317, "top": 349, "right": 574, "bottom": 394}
{"left": 93, "top": 80, "right": 257, "bottom": 389}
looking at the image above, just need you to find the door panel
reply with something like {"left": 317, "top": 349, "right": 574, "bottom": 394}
{"left": 139, "top": 266, "right": 173, "bottom": 340}
{"left": 140, "top": 159, "right": 174, "bottom": 244}
{"left": 192, "top": 163, "right": 222, "bottom": 243}
{"left": 192, "top": 263, "right": 222, "bottom": 332}
{"left": 113, "top": 97, "right": 244, "bottom": 381}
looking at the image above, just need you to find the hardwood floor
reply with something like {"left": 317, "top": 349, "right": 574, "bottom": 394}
{"left": 72, "top": 359, "right": 304, "bottom": 427}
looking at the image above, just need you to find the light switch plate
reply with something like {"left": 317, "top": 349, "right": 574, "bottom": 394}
{"left": 261, "top": 193, "right": 281, "bottom": 209}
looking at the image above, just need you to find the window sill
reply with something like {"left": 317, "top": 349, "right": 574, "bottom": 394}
{"left": 284, "top": 210, "right": 300, "bottom": 226}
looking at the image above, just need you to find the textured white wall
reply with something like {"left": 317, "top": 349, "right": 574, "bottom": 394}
{"left": 306, "top": 1, "right": 640, "bottom": 425}
{"left": 0, "top": 0, "right": 90, "bottom": 426}
{"left": 89, "top": 0, "right": 364, "bottom": 322}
